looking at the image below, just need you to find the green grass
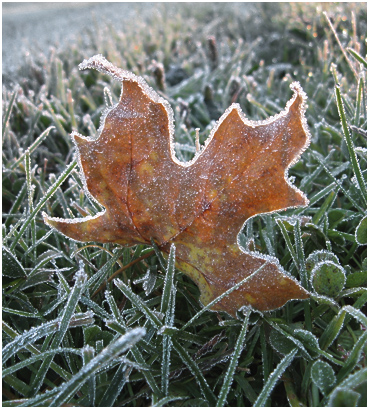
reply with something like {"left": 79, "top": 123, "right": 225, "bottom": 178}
{"left": 2, "top": 3, "right": 367, "bottom": 406}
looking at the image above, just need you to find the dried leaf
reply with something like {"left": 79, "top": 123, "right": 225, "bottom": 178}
{"left": 44, "top": 55, "right": 310, "bottom": 316}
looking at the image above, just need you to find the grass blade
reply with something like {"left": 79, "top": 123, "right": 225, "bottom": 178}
{"left": 160, "top": 244, "right": 176, "bottom": 396}
{"left": 172, "top": 339, "right": 216, "bottom": 405}
{"left": 98, "top": 364, "right": 131, "bottom": 407}
{"left": 216, "top": 310, "right": 251, "bottom": 406}
{"left": 346, "top": 47, "right": 367, "bottom": 68}
{"left": 2, "top": 348, "right": 81, "bottom": 378}
{"left": 336, "top": 332, "right": 366, "bottom": 383}
{"left": 28, "top": 266, "right": 88, "bottom": 395}
{"left": 2, "top": 87, "right": 18, "bottom": 138}
{"left": 50, "top": 328, "right": 145, "bottom": 406}
{"left": 181, "top": 262, "right": 267, "bottom": 331}
{"left": 10, "top": 159, "right": 77, "bottom": 251}
{"left": 10, "top": 126, "right": 54, "bottom": 170}
{"left": 114, "top": 278, "right": 162, "bottom": 329}
{"left": 253, "top": 348, "right": 298, "bottom": 407}
{"left": 335, "top": 84, "right": 367, "bottom": 205}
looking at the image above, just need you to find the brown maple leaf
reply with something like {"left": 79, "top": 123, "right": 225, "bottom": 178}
{"left": 44, "top": 55, "right": 310, "bottom": 317}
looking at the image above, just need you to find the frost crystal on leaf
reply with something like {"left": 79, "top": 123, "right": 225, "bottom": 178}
{"left": 44, "top": 55, "right": 311, "bottom": 316}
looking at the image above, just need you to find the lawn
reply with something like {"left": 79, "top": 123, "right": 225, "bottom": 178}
{"left": 2, "top": 3, "right": 367, "bottom": 406}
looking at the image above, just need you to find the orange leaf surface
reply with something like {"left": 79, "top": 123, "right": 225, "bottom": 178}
{"left": 44, "top": 55, "right": 310, "bottom": 316}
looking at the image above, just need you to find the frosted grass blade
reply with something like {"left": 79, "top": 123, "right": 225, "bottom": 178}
{"left": 355, "top": 75, "right": 364, "bottom": 126}
{"left": 2, "top": 87, "right": 18, "bottom": 139}
{"left": 2, "top": 322, "right": 72, "bottom": 382}
{"left": 3, "top": 318, "right": 77, "bottom": 362}
{"left": 336, "top": 332, "right": 367, "bottom": 383}
{"left": 114, "top": 278, "right": 162, "bottom": 329}
{"left": 319, "top": 309, "right": 346, "bottom": 350}
{"left": 3, "top": 348, "right": 82, "bottom": 377}
{"left": 150, "top": 238, "right": 167, "bottom": 270}
{"left": 3, "top": 374, "right": 31, "bottom": 397}
{"left": 10, "top": 126, "right": 54, "bottom": 170}
{"left": 310, "top": 150, "right": 364, "bottom": 213}
{"left": 181, "top": 262, "right": 267, "bottom": 331}
{"left": 50, "top": 328, "right": 145, "bottom": 407}
{"left": 10, "top": 159, "right": 77, "bottom": 251}
{"left": 335, "top": 85, "right": 367, "bottom": 205}
{"left": 216, "top": 310, "right": 251, "bottom": 406}
{"left": 152, "top": 396, "right": 188, "bottom": 406}
{"left": 98, "top": 364, "right": 131, "bottom": 407}
{"left": 29, "top": 267, "right": 88, "bottom": 395}
{"left": 346, "top": 48, "right": 367, "bottom": 68}
{"left": 172, "top": 339, "right": 216, "bottom": 405}
{"left": 83, "top": 345, "right": 96, "bottom": 406}
{"left": 160, "top": 244, "right": 176, "bottom": 395}
{"left": 160, "top": 243, "right": 176, "bottom": 317}
{"left": 88, "top": 249, "right": 124, "bottom": 293}
{"left": 253, "top": 348, "right": 298, "bottom": 407}
{"left": 276, "top": 220, "right": 299, "bottom": 269}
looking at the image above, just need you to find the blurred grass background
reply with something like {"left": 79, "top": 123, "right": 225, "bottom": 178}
{"left": 2, "top": 2, "right": 367, "bottom": 407}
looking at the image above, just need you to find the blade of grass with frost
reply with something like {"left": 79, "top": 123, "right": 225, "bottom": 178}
{"left": 4, "top": 182, "right": 27, "bottom": 229}
{"left": 253, "top": 348, "right": 298, "bottom": 407}
{"left": 82, "top": 345, "right": 96, "bottom": 406}
{"left": 346, "top": 48, "right": 367, "bottom": 68}
{"left": 152, "top": 396, "right": 188, "bottom": 407}
{"left": 2, "top": 321, "right": 73, "bottom": 382}
{"left": 161, "top": 244, "right": 176, "bottom": 395}
{"left": 3, "top": 374, "right": 32, "bottom": 397}
{"left": 181, "top": 262, "right": 267, "bottom": 331}
{"left": 2, "top": 307, "right": 43, "bottom": 319}
{"left": 114, "top": 278, "right": 162, "bottom": 328}
{"left": 293, "top": 182, "right": 336, "bottom": 210}
{"left": 99, "top": 364, "right": 131, "bottom": 407}
{"left": 312, "top": 189, "right": 338, "bottom": 225}
{"left": 104, "top": 297, "right": 162, "bottom": 398}
{"left": 25, "top": 150, "right": 37, "bottom": 261}
{"left": 336, "top": 332, "right": 366, "bottom": 383}
{"left": 150, "top": 238, "right": 167, "bottom": 270}
{"left": 310, "top": 150, "right": 364, "bottom": 213}
{"left": 50, "top": 328, "right": 145, "bottom": 407}
{"left": 216, "top": 310, "right": 251, "bottom": 407}
{"left": 336, "top": 367, "right": 367, "bottom": 391}
{"left": 10, "top": 126, "right": 54, "bottom": 170}
{"left": 42, "top": 98, "right": 68, "bottom": 140}
{"left": 293, "top": 221, "right": 312, "bottom": 331}
{"left": 2, "top": 87, "right": 18, "bottom": 138}
{"left": 276, "top": 220, "right": 299, "bottom": 269}
{"left": 3, "top": 317, "right": 81, "bottom": 362}
{"left": 335, "top": 84, "right": 367, "bottom": 205}
{"left": 3, "top": 348, "right": 82, "bottom": 377}
{"left": 28, "top": 267, "right": 88, "bottom": 395}
{"left": 319, "top": 309, "right": 346, "bottom": 350}
{"left": 355, "top": 75, "right": 364, "bottom": 126}
{"left": 88, "top": 249, "right": 124, "bottom": 293}
{"left": 10, "top": 159, "right": 77, "bottom": 251}
{"left": 172, "top": 339, "right": 216, "bottom": 405}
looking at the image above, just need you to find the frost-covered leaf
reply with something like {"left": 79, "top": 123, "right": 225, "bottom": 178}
{"left": 305, "top": 250, "right": 340, "bottom": 277}
{"left": 311, "top": 261, "right": 346, "bottom": 297}
{"left": 44, "top": 55, "right": 311, "bottom": 316}
{"left": 293, "top": 329, "right": 321, "bottom": 358}
{"left": 311, "top": 360, "right": 336, "bottom": 396}
{"left": 2, "top": 247, "right": 27, "bottom": 278}
{"left": 327, "top": 387, "right": 360, "bottom": 407}
{"left": 355, "top": 215, "right": 367, "bottom": 245}
{"left": 269, "top": 329, "right": 297, "bottom": 356}
{"left": 345, "top": 271, "right": 367, "bottom": 288}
